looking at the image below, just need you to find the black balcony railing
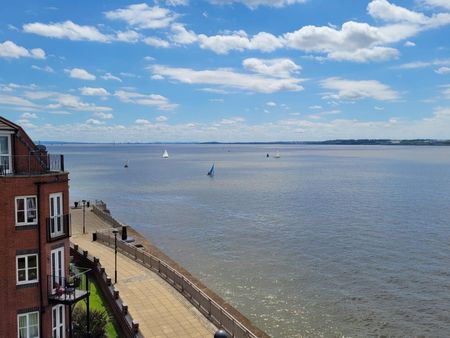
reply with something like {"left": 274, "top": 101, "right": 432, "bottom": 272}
{"left": 47, "top": 269, "right": 90, "bottom": 305}
{"left": 46, "top": 214, "right": 71, "bottom": 242}
{"left": 0, "top": 153, "right": 64, "bottom": 176}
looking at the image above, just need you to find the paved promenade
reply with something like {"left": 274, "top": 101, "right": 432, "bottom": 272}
{"left": 70, "top": 207, "right": 217, "bottom": 338}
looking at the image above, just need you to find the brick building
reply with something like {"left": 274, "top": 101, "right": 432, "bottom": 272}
{"left": 0, "top": 116, "right": 88, "bottom": 338}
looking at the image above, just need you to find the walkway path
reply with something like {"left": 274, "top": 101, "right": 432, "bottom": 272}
{"left": 70, "top": 207, "right": 217, "bottom": 338}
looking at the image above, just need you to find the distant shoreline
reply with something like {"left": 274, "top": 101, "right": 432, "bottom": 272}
{"left": 42, "top": 139, "right": 450, "bottom": 146}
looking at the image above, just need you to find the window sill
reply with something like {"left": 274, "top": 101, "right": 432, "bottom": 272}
{"left": 15, "top": 224, "right": 38, "bottom": 231}
{"left": 16, "top": 282, "right": 39, "bottom": 289}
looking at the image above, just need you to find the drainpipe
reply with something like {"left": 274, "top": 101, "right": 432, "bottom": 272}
{"left": 35, "top": 181, "right": 44, "bottom": 338}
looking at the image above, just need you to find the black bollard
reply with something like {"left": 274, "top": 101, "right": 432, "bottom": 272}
{"left": 214, "top": 330, "right": 229, "bottom": 338}
{"left": 121, "top": 226, "right": 128, "bottom": 240}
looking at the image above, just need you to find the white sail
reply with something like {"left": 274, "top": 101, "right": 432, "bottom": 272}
{"left": 274, "top": 151, "right": 280, "bottom": 158}
{"left": 162, "top": 150, "right": 169, "bottom": 158}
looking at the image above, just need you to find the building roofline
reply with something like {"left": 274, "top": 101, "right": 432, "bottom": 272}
{"left": 0, "top": 116, "right": 21, "bottom": 130}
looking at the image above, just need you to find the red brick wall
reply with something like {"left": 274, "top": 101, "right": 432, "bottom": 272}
{"left": 0, "top": 173, "right": 70, "bottom": 337}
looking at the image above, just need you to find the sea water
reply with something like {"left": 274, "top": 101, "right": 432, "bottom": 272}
{"left": 49, "top": 144, "right": 450, "bottom": 337}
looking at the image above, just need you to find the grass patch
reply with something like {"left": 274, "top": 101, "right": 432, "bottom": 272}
{"left": 75, "top": 277, "right": 120, "bottom": 338}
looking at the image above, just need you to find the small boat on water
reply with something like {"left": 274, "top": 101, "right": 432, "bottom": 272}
{"left": 266, "top": 153, "right": 269, "bottom": 158}
{"left": 162, "top": 150, "right": 169, "bottom": 158}
{"left": 274, "top": 151, "right": 281, "bottom": 158}
{"left": 207, "top": 163, "right": 215, "bottom": 177}
{"left": 124, "top": 160, "right": 129, "bottom": 168}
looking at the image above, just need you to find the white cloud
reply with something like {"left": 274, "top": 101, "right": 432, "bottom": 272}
{"left": 135, "top": 119, "right": 151, "bottom": 125}
{"left": 80, "top": 87, "right": 110, "bottom": 96}
{"left": 46, "top": 93, "right": 112, "bottom": 112}
{"left": 114, "top": 90, "right": 177, "bottom": 110}
{"left": 219, "top": 117, "right": 245, "bottom": 125}
{"left": 170, "top": 23, "right": 198, "bottom": 44}
{"left": 120, "top": 72, "right": 137, "bottom": 78}
{"left": 86, "top": 118, "right": 105, "bottom": 125}
{"left": 442, "top": 85, "right": 450, "bottom": 98}
{"left": 0, "top": 95, "right": 38, "bottom": 107}
{"left": 151, "top": 64, "right": 304, "bottom": 93}
{"left": 420, "top": 0, "right": 450, "bottom": 10}
{"left": 309, "top": 105, "right": 322, "bottom": 109}
{"left": 166, "top": 0, "right": 189, "bottom": 5}
{"left": 404, "top": 41, "right": 416, "bottom": 47}
{"left": 19, "top": 90, "right": 112, "bottom": 113}
{"left": 374, "top": 106, "right": 385, "bottom": 110}
{"left": 0, "top": 40, "right": 46, "bottom": 59}
{"left": 23, "top": 21, "right": 110, "bottom": 42}
{"left": 435, "top": 67, "right": 450, "bottom": 74}
{"left": 94, "top": 112, "right": 114, "bottom": 119}
{"left": 65, "top": 68, "right": 96, "bottom": 80}
{"left": 151, "top": 74, "right": 164, "bottom": 80}
{"left": 396, "top": 58, "right": 450, "bottom": 69}
{"left": 105, "top": 4, "right": 177, "bottom": 29}
{"left": 242, "top": 58, "right": 301, "bottom": 78}
{"left": 115, "top": 30, "right": 141, "bottom": 43}
{"left": 21, "top": 106, "right": 450, "bottom": 142}
{"left": 156, "top": 115, "right": 168, "bottom": 122}
{"left": 266, "top": 101, "right": 276, "bottom": 107}
{"left": 320, "top": 77, "right": 400, "bottom": 101}
{"left": 31, "top": 65, "right": 54, "bottom": 72}
{"left": 143, "top": 36, "right": 170, "bottom": 48}
{"left": 197, "top": 30, "right": 281, "bottom": 54}
{"left": 102, "top": 73, "right": 122, "bottom": 82}
{"left": 21, "top": 112, "right": 38, "bottom": 119}
{"left": 369, "top": 0, "right": 441, "bottom": 25}
{"left": 208, "top": 0, "right": 306, "bottom": 9}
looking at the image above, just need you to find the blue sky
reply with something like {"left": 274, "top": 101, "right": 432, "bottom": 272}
{"left": 1, "top": 0, "right": 450, "bottom": 142}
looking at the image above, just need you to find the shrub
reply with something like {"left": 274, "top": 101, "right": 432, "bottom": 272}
{"left": 72, "top": 306, "right": 108, "bottom": 338}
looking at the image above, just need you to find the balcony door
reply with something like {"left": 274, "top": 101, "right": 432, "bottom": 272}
{"left": 52, "top": 304, "right": 65, "bottom": 338}
{"left": 49, "top": 193, "right": 63, "bottom": 237}
{"left": 51, "top": 247, "right": 64, "bottom": 292}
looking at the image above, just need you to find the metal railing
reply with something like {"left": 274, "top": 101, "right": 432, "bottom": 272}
{"left": 0, "top": 154, "right": 64, "bottom": 176}
{"left": 96, "top": 231, "right": 259, "bottom": 338}
{"left": 46, "top": 214, "right": 71, "bottom": 242}
{"left": 47, "top": 267, "right": 90, "bottom": 304}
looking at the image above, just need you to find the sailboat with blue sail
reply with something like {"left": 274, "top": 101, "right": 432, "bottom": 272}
{"left": 207, "top": 163, "right": 215, "bottom": 177}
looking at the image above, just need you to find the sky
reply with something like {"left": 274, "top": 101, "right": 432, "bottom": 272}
{"left": 1, "top": 0, "right": 450, "bottom": 142}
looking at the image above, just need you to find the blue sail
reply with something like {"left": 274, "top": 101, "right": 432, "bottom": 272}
{"left": 207, "top": 163, "right": 215, "bottom": 176}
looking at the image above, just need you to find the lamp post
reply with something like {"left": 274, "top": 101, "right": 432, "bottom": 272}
{"left": 112, "top": 229, "right": 118, "bottom": 284}
{"left": 82, "top": 199, "right": 86, "bottom": 235}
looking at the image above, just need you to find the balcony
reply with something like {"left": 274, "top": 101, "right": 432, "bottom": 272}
{"left": 46, "top": 214, "right": 71, "bottom": 242}
{"left": 0, "top": 153, "right": 65, "bottom": 176}
{"left": 47, "top": 268, "right": 90, "bottom": 305}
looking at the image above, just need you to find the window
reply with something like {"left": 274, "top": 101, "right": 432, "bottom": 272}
{"left": 16, "top": 254, "right": 38, "bottom": 285}
{"left": 17, "top": 311, "right": 39, "bottom": 338}
{"left": 0, "top": 133, "right": 12, "bottom": 174}
{"left": 52, "top": 305, "right": 64, "bottom": 338}
{"left": 49, "top": 193, "right": 63, "bottom": 237}
{"left": 15, "top": 196, "right": 38, "bottom": 226}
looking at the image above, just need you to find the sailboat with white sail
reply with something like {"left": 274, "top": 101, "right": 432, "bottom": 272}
{"left": 274, "top": 151, "right": 281, "bottom": 158}
{"left": 162, "top": 150, "right": 169, "bottom": 158}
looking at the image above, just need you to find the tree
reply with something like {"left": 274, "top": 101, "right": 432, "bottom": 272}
{"left": 72, "top": 306, "right": 108, "bottom": 338}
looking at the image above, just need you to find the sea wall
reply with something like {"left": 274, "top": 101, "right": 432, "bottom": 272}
{"left": 91, "top": 201, "right": 123, "bottom": 229}
{"left": 91, "top": 201, "right": 270, "bottom": 338}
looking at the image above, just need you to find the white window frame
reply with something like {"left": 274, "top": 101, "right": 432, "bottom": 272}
{"left": 52, "top": 304, "right": 65, "bottom": 338}
{"left": 49, "top": 193, "right": 63, "bottom": 237}
{"left": 0, "top": 131, "right": 12, "bottom": 174}
{"left": 16, "top": 254, "right": 39, "bottom": 285}
{"left": 15, "top": 196, "right": 38, "bottom": 226}
{"left": 50, "top": 247, "right": 65, "bottom": 292}
{"left": 17, "top": 311, "right": 39, "bottom": 338}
